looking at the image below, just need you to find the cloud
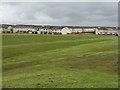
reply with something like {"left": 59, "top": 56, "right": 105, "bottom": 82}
{"left": 34, "top": 12, "right": 59, "bottom": 23}
{"left": 0, "top": 2, "right": 118, "bottom": 26}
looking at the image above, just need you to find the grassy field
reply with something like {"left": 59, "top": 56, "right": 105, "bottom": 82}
{"left": 2, "top": 34, "right": 118, "bottom": 88}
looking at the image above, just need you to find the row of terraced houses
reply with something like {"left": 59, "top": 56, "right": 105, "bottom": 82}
{"left": 0, "top": 24, "right": 119, "bottom": 36}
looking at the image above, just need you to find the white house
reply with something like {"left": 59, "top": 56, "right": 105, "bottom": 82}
{"left": 61, "top": 27, "right": 71, "bottom": 35}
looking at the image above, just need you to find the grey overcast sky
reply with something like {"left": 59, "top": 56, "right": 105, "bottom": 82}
{"left": 0, "top": 2, "right": 118, "bottom": 26}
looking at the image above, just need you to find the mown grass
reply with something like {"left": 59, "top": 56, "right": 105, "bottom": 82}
{"left": 2, "top": 34, "right": 118, "bottom": 88}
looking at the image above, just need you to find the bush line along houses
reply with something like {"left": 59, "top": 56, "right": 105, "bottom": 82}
{"left": 0, "top": 24, "right": 119, "bottom": 36}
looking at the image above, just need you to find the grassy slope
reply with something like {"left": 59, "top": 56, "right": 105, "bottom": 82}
{"left": 2, "top": 34, "right": 118, "bottom": 88}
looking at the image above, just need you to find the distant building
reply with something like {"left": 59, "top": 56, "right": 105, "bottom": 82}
{"left": 0, "top": 24, "right": 119, "bottom": 36}
{"left": 61, "top": 27, "right": 71, "bottom": 34}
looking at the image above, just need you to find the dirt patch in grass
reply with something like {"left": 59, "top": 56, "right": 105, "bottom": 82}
{"left": 64, "top": 55, "right": 118, "bottom": 74}
{"left": 3, "top": 61, "right": 35, "bottom": 72}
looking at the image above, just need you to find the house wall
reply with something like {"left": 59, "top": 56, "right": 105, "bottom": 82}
{"left": 96, "top": 30, "right": 118, "bottom": 35}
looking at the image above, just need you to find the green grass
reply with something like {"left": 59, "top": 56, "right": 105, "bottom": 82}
{"left": 2, "top": 34, "right": 118, "bottom": 88}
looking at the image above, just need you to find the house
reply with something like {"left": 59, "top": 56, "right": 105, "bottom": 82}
{"left": 0, "top": 24, "right": 119, "bottom": 36}
{"left": 61, "top": 27, "right": 71, "bottom": 35}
